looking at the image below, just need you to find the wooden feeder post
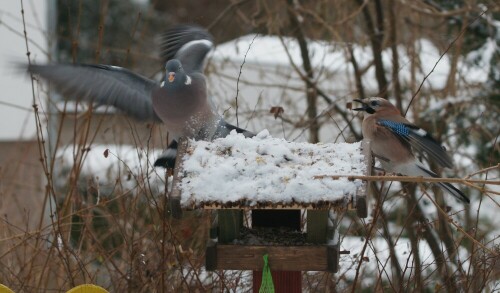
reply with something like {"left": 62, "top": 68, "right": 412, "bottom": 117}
{"left": 169, "top": 137, "right": 372, "bottom": 293}
{"left": 251, "top": 210, "right": 302, "bottom": 292}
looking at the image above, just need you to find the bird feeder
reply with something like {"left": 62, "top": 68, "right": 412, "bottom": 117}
{"left": 169, "top": 131, "right": 371, "bottom": 291}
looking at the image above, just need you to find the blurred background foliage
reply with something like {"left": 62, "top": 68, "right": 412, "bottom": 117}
{"left": 56, "top": 0, "right": 500, "bottom": 291}
{"left": 2, "top": 0, "right": 499, "bottom": 292}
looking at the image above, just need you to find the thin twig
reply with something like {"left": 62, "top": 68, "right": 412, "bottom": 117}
{"left": 423, "top": 190, "right": 498, "bottom": 257}
{"left": 313, "top": 174, "right": 500, "bottom": 186}
{"left": 405, "top": 9, "right": 488, "bottom": 115}
{"left": 234, "top": 33, "right": 258, "bottom": 127}
{"left": 465, "top": 163, "right": 500, "bottom": 179}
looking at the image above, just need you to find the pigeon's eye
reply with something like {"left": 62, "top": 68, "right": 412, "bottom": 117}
{"left": 370, "top": 101, "right": 378, "bottom": 107}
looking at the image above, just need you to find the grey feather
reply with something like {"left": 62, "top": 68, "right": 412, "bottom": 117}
{"left": 27, "top": 25, "right": 254, "bottom": 169}
{"left": 417, "top": 165, "right": 470, "bottom": 204}
{"left": 214, "top": 120, "right": 255, "bottom": 139}
{"left": 160, "top": 25, "right": 213, "bottom": 73}
{"left": 29, "top": 63, "right": 161, "bottom": 122}
{"left": 405, "top": 125, "right": 454, "bottom": 168}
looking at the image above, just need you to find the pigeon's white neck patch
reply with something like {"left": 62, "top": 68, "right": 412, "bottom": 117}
{"left": 185, "top": 75, "right": 192, "bottom": 85}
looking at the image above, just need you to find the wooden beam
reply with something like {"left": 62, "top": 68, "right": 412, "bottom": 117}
{"left": 218, "top": 210, "right": 242, "bottom": 244}
{"left": 252, "top": 208, "right": 302, "bottom": 291}
{"left": 169, "top": 137, "right": 189, "bottom": 219}
{"left": 356, "top": 139, "right": 372, "bottom": 218}
{"left": 306, "top": 210, "right": 328, "bottom": 243}
{"left": 205, "top": 240, "right": 217, "bottom": 271}
{"left": 327, "top": 244, "right": 340, "bottom": 273}
{"left": 356, "top": 197, "right": 368, "bottom": 218}
{"left": 213, "top": 245, "right": 337, "bottom": 272}
{"left": 200, "top": 201, "right": 346, "bottom": 210}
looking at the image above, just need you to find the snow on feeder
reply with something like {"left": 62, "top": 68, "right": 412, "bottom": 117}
{"left": 169, "top": 130, "right": 371, "bottom": 280}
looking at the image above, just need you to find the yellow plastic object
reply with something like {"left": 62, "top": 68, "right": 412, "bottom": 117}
{"left": 0, "top": 284, "right": 15, "bottom": 293}
{"left": 66, "top": 284, "right": 109, "bottom": 293}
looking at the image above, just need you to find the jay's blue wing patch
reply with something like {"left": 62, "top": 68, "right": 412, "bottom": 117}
{"left": 378, "top": 120, "right": 410, "bottom": 137}
{"left": 377, "top": 119, "right": 454, "bottom": 168}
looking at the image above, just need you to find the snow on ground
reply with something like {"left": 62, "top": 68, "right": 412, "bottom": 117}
{"left": 462, "top": 37, "right": 497, "bottom": 84}
{"left": 178, "top": 130, "right": 366, "bottom": 207}
{"left": 319, "top": 235, "right": 471, "bottom": 288}
{"left": 208, "top": 36, "right": 462, "bottom": 143}
{"left": 210, "top": 35, "right": 487, "bottom": 95}
{"left": 208, "top": 34, "right": 494, "bottom": 144}
{"left": 55, "top": 144, "right": 165, "bottom": 196}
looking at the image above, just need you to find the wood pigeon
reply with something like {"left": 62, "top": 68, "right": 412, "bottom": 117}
{"left": 28, "top": 25, "right": 254, "bottom": 168}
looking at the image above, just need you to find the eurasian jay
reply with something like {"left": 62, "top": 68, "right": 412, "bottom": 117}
{"left": 353, "top": 97, "right": 469, "bottom": 204}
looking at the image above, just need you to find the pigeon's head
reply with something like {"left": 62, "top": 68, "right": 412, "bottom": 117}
{"left": 163, "top": 59, "right": 191, "bottom": 87}
{"left": 353, "top": 97, "right": 397, "bottom": 115}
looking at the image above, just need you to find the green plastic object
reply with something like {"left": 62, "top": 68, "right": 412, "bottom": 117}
{"left": 259, "top": 254, "right": 275, "bottom": 293}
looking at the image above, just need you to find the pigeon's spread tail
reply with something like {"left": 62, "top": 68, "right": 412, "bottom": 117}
{"left": 154, "top": 140, "right": 178, "bottom": 169}
{"left": 154, "top": 156, "right": 176, "bottom": 169}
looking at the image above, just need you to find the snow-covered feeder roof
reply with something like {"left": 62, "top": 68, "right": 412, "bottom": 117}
{"left": 171, "top": 130, "right": 370, "bottom": 210}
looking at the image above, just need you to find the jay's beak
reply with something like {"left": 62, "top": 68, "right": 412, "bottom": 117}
{"left": 352, "top": 99, "right": 367, "bottom": 111}
{"left": 352, "top": 99, "right": 375, "bottom": 114}
{"left": 168, "top": 72, "right": 175, "bottom": 83}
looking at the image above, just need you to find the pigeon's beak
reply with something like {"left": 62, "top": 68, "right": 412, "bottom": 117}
{"left": 352, "top": 99, "right": 375, "bottom": 114}
{"left": 168, "top": 72, "right": 175, "bottom": 83}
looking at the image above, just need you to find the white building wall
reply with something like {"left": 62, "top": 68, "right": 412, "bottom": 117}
{"left": 0, "top": 1, "right": 47, "bottom": 140}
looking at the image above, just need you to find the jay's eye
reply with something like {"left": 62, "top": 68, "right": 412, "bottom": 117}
{"left": 370, "top": 101, "right": 378, "bottom": 107}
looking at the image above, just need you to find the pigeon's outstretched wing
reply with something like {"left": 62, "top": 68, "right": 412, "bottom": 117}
{"left": 28, "top": 25, "right": 255, "bottom": 170}
{"left": 29, "top": 63, "right": 161, "bottom": 122}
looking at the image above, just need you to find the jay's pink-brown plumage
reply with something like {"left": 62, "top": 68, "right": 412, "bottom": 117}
{"left": 354, "top": 97, "right": 469, "bottom": 204}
